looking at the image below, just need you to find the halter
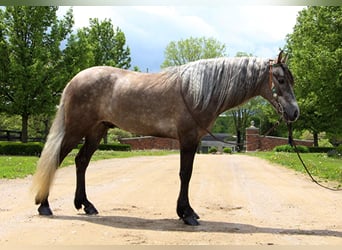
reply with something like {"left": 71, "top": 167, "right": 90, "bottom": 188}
{"left": 269, "top": 60, "right": 279, "bottom": 98}
{"left": 268, "top": 60, "right": 284, "bottom": 115}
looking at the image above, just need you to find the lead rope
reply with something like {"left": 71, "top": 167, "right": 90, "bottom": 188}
{"left": 287, "top": 123, "right": 342, "bottom": 191}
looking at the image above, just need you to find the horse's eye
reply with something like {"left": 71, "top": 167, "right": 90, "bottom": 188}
{"left": 278, "top": 79, "right": 285, "bottom": 84}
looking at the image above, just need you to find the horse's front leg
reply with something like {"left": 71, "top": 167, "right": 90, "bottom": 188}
{"left": 177, "top": 142, "right": 200, "bottom": 225}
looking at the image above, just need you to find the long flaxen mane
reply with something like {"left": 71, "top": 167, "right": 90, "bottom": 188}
{"left": 165, "top": 57, "right": 269, "bottom": 114}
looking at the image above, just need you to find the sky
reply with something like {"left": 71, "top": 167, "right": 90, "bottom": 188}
{"left": 57, "top": 5, "right": 305, "bottom": 73}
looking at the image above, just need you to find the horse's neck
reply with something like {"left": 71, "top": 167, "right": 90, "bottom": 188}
{"left": 217, "top": 59, "right": 269, "bottom": 114}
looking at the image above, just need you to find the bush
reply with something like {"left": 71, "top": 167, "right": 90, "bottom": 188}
{"left": 77, "top": 143, "right": 131, "bottom": 151}
{"left": 98, "top": 143, "right": 131, "bottom": 151}
{"left": 273, "top": 144, "right": 309, "bottom": 153}
{"left": 327, "top": 145, "right": 342, "bottom": 158}
{"left": 208, "top": 147, "right": 218, "bottom": 154}
{"left": 308, "top": 147, "right": 334, "bottom": 153}
{"left": 0, "top": 142, "right": 43, "bottom": 156}
{"left": 223, "top": 147, "right": 232, "bottom": 154}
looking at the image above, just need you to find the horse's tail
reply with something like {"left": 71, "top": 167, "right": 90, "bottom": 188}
{"left": 31, "top": 97, "right": 65, "bottom": 205}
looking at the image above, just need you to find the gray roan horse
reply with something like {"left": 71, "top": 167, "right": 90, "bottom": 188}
{"left": 32, "top": 51, "right": 299, "bottom": 225}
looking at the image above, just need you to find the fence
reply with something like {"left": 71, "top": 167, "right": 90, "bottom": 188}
{"left": 245, "top": 124, "right": 313, "bottom": 152}
{"left": 0, "top": 130, "right": 44, "bottom": 142}
{"left": 0, "top": 130, "right": 22, "bottom": 141}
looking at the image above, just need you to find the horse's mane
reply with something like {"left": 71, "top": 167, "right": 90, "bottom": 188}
{"left": 165, "top": 57, "right": 269, "bottom": 114}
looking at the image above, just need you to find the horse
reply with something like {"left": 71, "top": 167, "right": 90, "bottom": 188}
{"left": 32, "top": 51, "right": 299, "bottom": 226}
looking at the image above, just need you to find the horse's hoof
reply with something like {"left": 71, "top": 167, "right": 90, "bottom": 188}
{"left": 84, "top": 205, "right": 98, "bottom": 215}
{"left": 182, "top": 215, "right": 200, "bottom": 226}
{"left": 38, "top": 205, "right": 53, "bottom": 216}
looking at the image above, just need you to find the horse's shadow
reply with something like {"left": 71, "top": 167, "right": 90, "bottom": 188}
{"left": 52, "top": 214, "right": 342, "bottom": 238}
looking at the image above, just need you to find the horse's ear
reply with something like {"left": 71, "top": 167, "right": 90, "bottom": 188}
{"left": 277, "top": 50, "right": 284, "bottom": 64}
{"left": 282, "top": 53, "right": 289, "bottom": 64}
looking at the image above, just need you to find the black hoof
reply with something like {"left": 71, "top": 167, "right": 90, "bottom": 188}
{"left": 182, "top": 215, "right": 200, "bottom": 226}
{"left": 38, "top": 205, "right": 53, "bottom": 216}
{"left": 84, "top": 204, "right": 98, "bottom": 215}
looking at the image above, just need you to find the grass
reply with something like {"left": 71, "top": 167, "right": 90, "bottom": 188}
{"left": 0, "top": 149, "right": 178, "bottom": 179}
{"left": 250, "top": 152, "right": 342, "bottom": 184}
{"left": 2, "top": 149, "right": 341, "bottom": 185}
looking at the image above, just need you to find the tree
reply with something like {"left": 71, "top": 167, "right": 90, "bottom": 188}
{"left": 0, "top": 6, "right": 73, "bottom": 142}
{"left": 62, "top": 18, "right": 131, "bottom": 90}
{"left": 285, "top": 6, "right": 342, "bottom": 146}
{"left": 161, "top": 36, "right": 227, "bottom": 68}
{"left": 63, "top": 18, "right": 132, "bottom": 144}
{"left": 64, "top": 17, "right": 131, "bottom": 78}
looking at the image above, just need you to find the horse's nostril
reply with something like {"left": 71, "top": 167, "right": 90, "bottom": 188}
{"left": 293, "top": 110, "right": 298, "bottom": 120}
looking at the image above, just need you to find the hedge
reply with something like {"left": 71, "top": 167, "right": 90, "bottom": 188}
{"left": 273, "top": 144, "right": 309, "bottom": 153}
{"left": 0, "top": 142, "right": 43, "bottom": 156}
{"left": 97, "top": 143, "right": 131, "bottom": 151}
{"left": 77, "top": 143, "right": 131, "bottom": 151}
{"left": 0, "top": 142, "right": 131, "bottom": 156}
{"left": 308, "top": 147, "right": 334, "bottom": 153}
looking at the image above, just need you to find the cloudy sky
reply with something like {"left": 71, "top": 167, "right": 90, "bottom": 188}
{"left": 58, "top": 5, "right": 304, "bottom": 72}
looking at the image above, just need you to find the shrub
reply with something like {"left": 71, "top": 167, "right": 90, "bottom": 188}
{"left": 208, "top": 147, "right": 218, "bottom": 154}
{"left": 76, "top": 143, "right": 131, "bottom": 151}
{"left": 308, "top": 147, "right": 334, "bottom": 153}
{"left": 273, "top": 144, "right": 309, "bottom": 153}
{"left": 223, "top": 147, "right": 232, "bottom": 154}
{"left": 327, "top": 145, "right": 342, "bottom": 158}
{"left": 98, "top": 143, "right": 131, "bottom": 151}
{"left": 0, "top": 142, "right": 43, "bottom": 156}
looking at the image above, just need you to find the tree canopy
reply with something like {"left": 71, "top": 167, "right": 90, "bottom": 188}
{"left": 161, "top": 36, "right": 227, "bottom": 68}
{"left": 285, "top": 6, "right": 342, "bottom": 146}
{"left": 0, "top": 7, "right": 132, "bottom": 142}
{"left": 0, "top": 6, "right": 73, "bottom": 142}
{"left": 63, "top": 17, "right": 131, "bottom": 81}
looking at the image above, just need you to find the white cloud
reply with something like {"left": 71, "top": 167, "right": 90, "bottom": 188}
{"left": 57, "top": 5, "right": 304, "bottom": 72}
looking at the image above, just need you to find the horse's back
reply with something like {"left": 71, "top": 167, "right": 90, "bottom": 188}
{"left": 62, "top": 66, "right": 182, "bottom": 139}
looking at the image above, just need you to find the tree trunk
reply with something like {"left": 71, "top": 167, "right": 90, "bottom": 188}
{"left": 313, "top": 132, "right": 319, "bottom": 147}
{"left": 21, "top": 114, "right": 29, "bottom": 143}
{"left": 236, "top": 130, "right": 241, "bottom": 152}
{"left": 43, "top": 119, "right": 49, "bottom": 142}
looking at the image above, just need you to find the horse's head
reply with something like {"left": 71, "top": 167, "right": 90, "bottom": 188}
{"left": 263, "top": 51, "right": 299, "bottom": 123}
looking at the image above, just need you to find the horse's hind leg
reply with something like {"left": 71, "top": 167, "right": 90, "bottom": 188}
{"left": 74, "top": 123, "right": 108, "bottom": 215}
{"left": 37, "top": 134, "right": 83, "bottom": 216}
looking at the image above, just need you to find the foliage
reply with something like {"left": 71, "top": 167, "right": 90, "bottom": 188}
{"left": 76, "top": 143, "right": 131, "bottom": 151}
{"left": 327, "top": 145, "right": 342, "bottom": 159}
{"left": 208, "top": 147, "right": 218, "bottom": 154}
{"left": 161, "top": 36, "right": 227, "bottom": 68}
{"left": 308, "top": 147, "right": 334, "bottom": 153}
{"left": 285, "top": 6, "right": 342, "bottom": 146}
{"left": 0, "top": 8, "right": 132, "bottom": 142}
{"left": 63, "top": 17, "right": 131, "bottom": 80}
{"left": 273, "top": 144, "right": 309, "bottom": 153}
{"left": 0, "top": 142, "right": 43, "bottom": 156}
{"left": 223, "top": 147, "right": 232, "bottom": 154}
{"left": 0, "top": 7, "right": 74, "bottom": 142}
{"left": 252, "top": 151, "right": 342, "bottom": 184}
{"left": 0, "top": 150, "right": 177, "bottom": 179}
{"left": 107, "top": 128, "right": 134, "bottom": 143}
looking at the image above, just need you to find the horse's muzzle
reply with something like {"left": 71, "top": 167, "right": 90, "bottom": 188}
{"left": 284, "top": 108, "right": 299, "bottom": 123}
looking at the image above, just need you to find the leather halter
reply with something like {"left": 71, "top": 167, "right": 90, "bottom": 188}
{"left": 269, "top": 60, "right": 279, "bottom": 98}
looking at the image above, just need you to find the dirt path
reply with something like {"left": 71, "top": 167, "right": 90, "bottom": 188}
{"left": 0, "top": 154, "right": 341, "bottom": 245}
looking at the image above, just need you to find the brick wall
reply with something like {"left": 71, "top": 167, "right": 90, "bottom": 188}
{"left": 119, "top": 136, "right": 179, "bottom": 150}
{"left": 246, "top": 126, "right": 313, "bottom": 152}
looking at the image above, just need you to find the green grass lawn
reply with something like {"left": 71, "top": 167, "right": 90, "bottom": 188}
{"left": 0, "top": 150, "right": 178, "bottom": 179}
{"left": 2, "top": 150, "right": 341, "bottom": 186}
{"left": 250, "top": 152, "right": 342, "bottom": 184}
